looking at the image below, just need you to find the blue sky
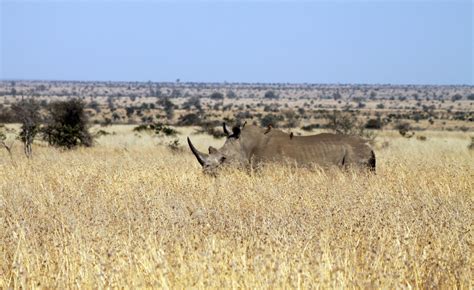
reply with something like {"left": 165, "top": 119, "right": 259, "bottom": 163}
{"left": 1, "top": 0, "right": 472, "bottom": 85}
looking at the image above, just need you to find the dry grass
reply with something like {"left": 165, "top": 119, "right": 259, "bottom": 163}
{"left": 0, "top": 128, "right": 472, "bottom": 288}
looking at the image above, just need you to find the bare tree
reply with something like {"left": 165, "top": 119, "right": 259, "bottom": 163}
{"left": 11, "top": 99, "right": 41, "bottom": 158}
{"left": 0, "top": 125, "right": 14, "bottom": 158}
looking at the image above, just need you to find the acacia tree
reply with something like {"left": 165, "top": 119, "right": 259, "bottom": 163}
{"left": 11, "top": 99, "right": 41, "bottom": 158}
{"left": 42, "top": 99, "right": 93, "bottom": 149}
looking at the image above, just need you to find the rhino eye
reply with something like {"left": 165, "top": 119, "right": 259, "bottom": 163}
{"left": 220, "top": 156, "right": 226, "bottom": 163}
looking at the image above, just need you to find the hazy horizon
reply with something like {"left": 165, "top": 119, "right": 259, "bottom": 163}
{"left": 0, "top": 79, "right": 472, "bottom": 87}
{"left": 1, "top": 1, "right": 472, "bottom": 85}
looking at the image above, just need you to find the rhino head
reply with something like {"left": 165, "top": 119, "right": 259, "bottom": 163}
{"left": 187, "top": 122, "right": 249, "bottom": 174}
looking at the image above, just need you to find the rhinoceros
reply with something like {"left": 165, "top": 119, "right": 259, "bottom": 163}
{"left": 187, "top": 123, "right": 376, "bottom": 173}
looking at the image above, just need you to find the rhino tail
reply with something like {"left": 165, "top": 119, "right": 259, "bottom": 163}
{"left": 368, "top": 150, "right": 376, "bottom": 173}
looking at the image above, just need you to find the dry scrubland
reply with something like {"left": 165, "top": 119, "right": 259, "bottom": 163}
{"left": 1, "top": 81, "right": 473, "bottom": 132}
{"left": 0, "top": 127, "right": 473, "bottom": 288}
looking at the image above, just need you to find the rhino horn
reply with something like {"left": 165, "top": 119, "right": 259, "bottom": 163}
{"left": 223, "top": 122, "right": 231, "bottom": 137}
{"left": 187, "top": 137, "right": 207, "bottom": 166}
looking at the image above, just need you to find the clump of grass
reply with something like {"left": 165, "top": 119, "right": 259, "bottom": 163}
{"left": 133, "top": 123, "right": 178, "bottom": 136}
{"left": 167, "top": 139, "right": 182, "bottom": 152}
{"left": 94, "top": 129, "right": 111, "bottom": 137}
{"left": 416, "top": 135, "right": 427, "bottom": 141}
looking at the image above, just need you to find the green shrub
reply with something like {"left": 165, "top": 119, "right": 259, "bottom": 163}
{"left": 42, "top": 99, "right": 93, "bottom": 149}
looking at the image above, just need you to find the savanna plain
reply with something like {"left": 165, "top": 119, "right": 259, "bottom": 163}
{"left": 0, "top": 125, "right": 472, "bottom": 288}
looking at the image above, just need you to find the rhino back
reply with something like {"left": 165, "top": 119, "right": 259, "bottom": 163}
{"left": 251, "top": 131, "right": 372, "bottom": 167}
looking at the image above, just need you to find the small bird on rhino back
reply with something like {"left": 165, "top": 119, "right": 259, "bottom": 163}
{"left": 187, "top": 122, "right": 376, "bottom": 174}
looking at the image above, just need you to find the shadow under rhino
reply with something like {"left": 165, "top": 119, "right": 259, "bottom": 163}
{"left": 187, "top": 123, "right": 376, "bottom": 175}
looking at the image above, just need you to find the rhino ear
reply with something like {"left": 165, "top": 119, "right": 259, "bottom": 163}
{"left": 231, "top": 126, "right": 241, "bottom": 139}
{"left": 208, "top": 146, "right": 218, "bottom": 154}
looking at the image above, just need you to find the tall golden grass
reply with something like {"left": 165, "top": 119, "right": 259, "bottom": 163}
{"left": 0, "top": 127, "right": 472, "bottom": 288}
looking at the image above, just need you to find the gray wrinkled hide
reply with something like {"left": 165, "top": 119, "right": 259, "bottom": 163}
{"left": 189, "top": 125, "right": 376, "bottom": 173}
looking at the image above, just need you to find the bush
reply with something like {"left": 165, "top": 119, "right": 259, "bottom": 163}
{"left": 159, "top": 98, "right": 175, "bottom": 120}
{"left": 42, "top": 99, "right": 93, "bottom": 149}
{"left": 182, "top": 97, "right": 202, "bottom": 111}
{"left": 301, "top": 124, "right": 320, "bottom": 131}
{"left": 260, "top": 114, "right": 284, "bottom": 128}
{"left": 325, "top": 111, "right": 376, "bottom": 140}
{"left": 133, "top": 124, "right": 151, "bottom": 132}
{"left": 365, "top": 118, "right": 384, "bottom": 129}
{"left": 395, "top": 122, "right": 412, "bottom": 137}
{"left": 209, "top": 92, "right": 224, "bottom": 100}
{"left": 197, "top": 121, "right": 227, "bottom": 139}
{"left": 154, "top": 123, "right": 178, "bottom": 136}
{"left": 178, "top": 113, "right": 202, "bottom": 126}
{"left": 451, "top": 94, "right": 463, "bottom": 102}
{"left": 226, "top": 90, "right": 237, "bottom": 99}
{"left": 264, "top": 91, "right": 279, "bottom": 99}
{"left": 125, "top": 107, "right": 135, "bottom": 117}
{"left": 0, "top": 108, "right": 15, "bottom": 123}
{"left": 95, "top": 130, "right": 111, "bottom": 137}
{"left": 325, "top": 111, "right": 357, "bottom": 135}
